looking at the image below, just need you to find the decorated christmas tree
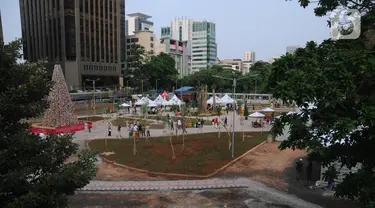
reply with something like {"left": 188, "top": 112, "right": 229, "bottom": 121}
{"left": 42, "top": 64, "right": 78, "bottom": 127}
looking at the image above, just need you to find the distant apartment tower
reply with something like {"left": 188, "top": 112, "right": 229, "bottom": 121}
{"left": 126, "top": 13, "right": 153, "bottom": 36}
{"left": 244, "top": 51, "right": 255, "bottom": 62}
{"left": 286, "top": 45, "right": 300, "bottom": 53}
{"left": 155, "top": 38, "right": 191, "bottom": 77}
{"left": 0, "top": 11, "right": 3, "bottom": 43}
{"left": 161, "top": 18, "right": 217, "bottom": 73}
{"left": 19, "top": 0, "right": 126, "bottom": 89}
{"left": 126, "top": 30, "right": 155, "bottom": 54}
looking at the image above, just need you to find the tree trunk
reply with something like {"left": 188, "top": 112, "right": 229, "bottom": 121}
{"left": 133, "top": 137, "right": 138, "bottom": 155}
{"left": 217, "top": 124, "right": 221, "bottom": 138}
{"left": 170, "top": 135, "right": 176, "bottom": 160}
{"left": 241, "top": 124, "right": 244, "bottom": 142}
{"left": 212, "top": 88, "right": 216, "bottom": 108}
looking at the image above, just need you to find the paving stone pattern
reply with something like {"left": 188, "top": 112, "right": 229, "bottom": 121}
{"left": 80, "top": 178, "right": 246, "bottom": 192}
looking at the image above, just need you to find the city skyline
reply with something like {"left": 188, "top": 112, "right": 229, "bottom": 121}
{"left": 0, "top": 0, "right": 330, "bottom": 61}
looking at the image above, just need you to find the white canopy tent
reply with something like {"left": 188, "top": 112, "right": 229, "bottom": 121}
{"left": 154, "top": 95, "right": 165, "bottom": 105}
{"left": 161, "top": 99, "right": 173, "bottom": 106}
{"left": 134, "top": 97, "right": 149, "bottom": 105}
{"left": 218, "top": 94, "right": 235, "bottom": 104}
{"left": 169, "top": 94, "right": 185, "bottom": 105}
{"left": 147, "top": 100, "right": 158, "bottom": 107}
{"left": 261, "top": 107, "right": 275, "bottom": 112}
{"left": 207, "top": 96, "right": 221, "bottom": 105}
{"left": 249, "top": 112, "right": 265, "bottom": 118}
{"left": 120, "top": 103, "right": 130, "bottom": 107}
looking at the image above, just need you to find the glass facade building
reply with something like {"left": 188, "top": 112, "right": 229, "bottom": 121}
{"left": 161, "top": 19, "right": 217, "bottom": 73}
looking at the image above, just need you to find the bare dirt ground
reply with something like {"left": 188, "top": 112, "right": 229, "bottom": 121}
{"left": 92, "top": 142, "right": 360, "bottom": 208}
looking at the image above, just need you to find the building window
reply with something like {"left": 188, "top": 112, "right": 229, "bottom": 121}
{"left": 150, "top": 37, "right": 154, "bottom": 41}
{"left": 150, "top": 43, "right": 154, "bottom": 48}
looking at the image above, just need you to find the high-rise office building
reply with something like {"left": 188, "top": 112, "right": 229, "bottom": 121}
{"left": 244, "top": 51, "right": 255, "bottom": 62}
{"left": 126, "top": 13, "right": 153, "bottom": 36}
{"left": 0, "top": 10, "right": 3, "bottom": 43}
{"left": 19, "top": 0, "right": 126, "bottom": 89}
{"left": 161, "top": 18, "right": 217, "bottom": 73}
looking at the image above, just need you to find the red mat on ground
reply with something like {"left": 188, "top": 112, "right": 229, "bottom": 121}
{"left": 29, "top": 122, "right": 92, "bottom": 135}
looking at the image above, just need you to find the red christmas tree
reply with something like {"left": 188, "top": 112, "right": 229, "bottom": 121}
{"left": 42, "top": 64, "right": 78, "bottom": 127}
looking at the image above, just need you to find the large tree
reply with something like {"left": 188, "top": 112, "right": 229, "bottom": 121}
{"left": 270, "top": 0, "right": 375, "bottom": 206}
{"left": 0, "top": 40, "right": 97, "bottom": 207}
{"left": 143, "top": 52, "right": 178, "bottom": 91}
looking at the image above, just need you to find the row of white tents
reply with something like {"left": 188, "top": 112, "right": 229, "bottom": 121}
{"left": 207, "top": 94, "right": 235, "bottom": 105}
{"left": 120, "top": 94, "right": 185, "bottom": 108}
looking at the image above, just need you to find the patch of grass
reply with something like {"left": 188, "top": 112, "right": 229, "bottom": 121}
{"left": 132, "top": 115, "right": 211, "bottom": 125}
{"left": 78, "top": 116, "right": 105, "bottom": 122}
{"left": 111, "top": 118, "right": 165, "bottom": 129}
{"left": 74, "top": 103, "right": 112, "bottom": 113}
{"left": 88, "top": 132, "right": 268, "bottom": 175}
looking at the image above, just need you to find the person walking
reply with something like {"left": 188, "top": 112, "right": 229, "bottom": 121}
{"left": 146, "top": 126, "right": 151, "bottom": 137}
{"left": 224, "top": 116, "right": 228, "bottom": 127}
{"left": 296, "top": 158, "right": 303, "bottom": 181}
{"left": 182, "top": 121, "right": 188, "bottom": 134}
{"left": 108, "top": 126, "right": 112, "bottom": 137}
{"left": 177, "top": 119, "right": 182, "bottom": 130}
{"left": 170, "top": 119, "right": 174, "bottom": 130}
{"left": 117, "top": 124, "right": 122, "bottom": 138}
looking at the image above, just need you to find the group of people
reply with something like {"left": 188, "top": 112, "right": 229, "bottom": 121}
{"left": 167, "top": 116, "right": 188, "bottom": 133}
{"left": 211, "top": 116, "right": 228, "bottom": 128}
{"left": 107, "top": 120, "right": 150, "bottom": 138}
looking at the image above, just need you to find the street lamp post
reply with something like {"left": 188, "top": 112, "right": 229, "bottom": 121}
{"left": 213, "top": 74, "right": 258, "bottom": 158}
{"left": 86, "top": 78, "right": 100, "bottom": 116}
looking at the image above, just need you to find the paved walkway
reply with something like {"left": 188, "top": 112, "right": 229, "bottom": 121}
{"left": 74, "top": 111, "right": 272, "bottom": 148}
{"left": 78, "top": 178, "right": 322, "bottom": 208}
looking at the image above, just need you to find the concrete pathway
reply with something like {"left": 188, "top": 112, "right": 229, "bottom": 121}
{"left": 78, "top": 178, "right": 322, "bottom": 208}
{"left": 73, "top": 111, "right": 272, "bottom": 149}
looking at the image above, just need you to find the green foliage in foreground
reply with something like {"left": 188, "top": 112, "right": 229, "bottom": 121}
{"left": 0, "top": 40, "right": 97, "bottom": 208}
{"left": 271, "top": 1, "right": 375, "bottom": 206}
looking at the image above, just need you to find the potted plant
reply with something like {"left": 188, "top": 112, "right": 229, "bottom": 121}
{"left": 244, "top": 104, "right": 249, "bottom": 120}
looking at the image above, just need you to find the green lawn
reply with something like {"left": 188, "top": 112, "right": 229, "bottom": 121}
{"left": 111, "top": 118, "right": 165, "bottom": 129}
{"left": 88, "top": 132, "right": 268, "bottom": 175}
{"left": 130, "top": 115, "right": 212, "bottom": 125}
{"left": 78, "top": 116, "right": 106, "bottom": 122}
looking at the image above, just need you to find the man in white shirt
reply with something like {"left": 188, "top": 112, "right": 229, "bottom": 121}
{"left": 177, "top": 119, "right": 182, "bottom": 130}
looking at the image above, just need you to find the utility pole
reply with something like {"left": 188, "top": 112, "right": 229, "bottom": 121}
{"left": 86, "top": 78, "right": 100, "bottom": 116}
{"left": 232, "top": 78, "right": 236, "bottom": 159}
{"left": 213, "top": 74, "right": 258, "bottom": 158}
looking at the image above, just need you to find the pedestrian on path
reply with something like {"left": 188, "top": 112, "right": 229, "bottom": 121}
{"left": 108, "top": 126, "right": 112, "bottom": 137}
{"left": 117, "top": 124, "right": 122, "bottom": 138}
{"left": 146, "top": 126, "right": 150, "bottom": 137}
{"left": 182, "top": 122, "right": 188, "bottom": 134}
{"left": 170, "top": 119, "right": 174, "bottom": 130}
{"left": 224, "top": 116, "right": 228, "bottom": 127}
{"left": 296, "top": 158, "right": 303, "bottom": 181}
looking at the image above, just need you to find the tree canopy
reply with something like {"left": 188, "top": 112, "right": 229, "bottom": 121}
{"left": 0, "top": 40, "right": 97, "bottom": 208}
{"left": 180, "top": 63, "right": 271, "bottom": 94}
{"left": 124, "top": 45, "right": 178, "bottom": 92}
{"left": 271, "top": 0, "right": 375, "bottom": 206}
